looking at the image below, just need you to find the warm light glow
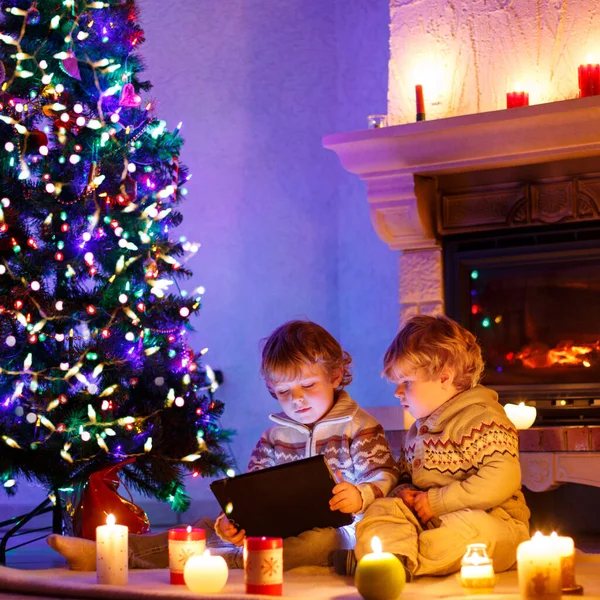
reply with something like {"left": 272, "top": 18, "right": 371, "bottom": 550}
{"left": 371, "top": 536, "right": 382, "bottom": 554}
{"left": 106, "top": 514, "right": 116, "bottom": 526}
{"left": 186, "top": 525, "right": 192, "bottom": 533}
{"left": 504, "top": 402, "right": 537, "bottom": 430}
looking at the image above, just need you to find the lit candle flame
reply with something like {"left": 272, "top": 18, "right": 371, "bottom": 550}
{"left": 186, "top": 525, "right": 192, "bottom": 533}
{"left": 515, "top": 82, "right": 522, "bottom": 92}
{"left": 106, "top": 513, "right": 115, "bottom": 526}
{"left": 371, "top": 536, "right": 382, "bottom": 554}
{"left": 203, "top": 549, "right": 211, "bottom": 557}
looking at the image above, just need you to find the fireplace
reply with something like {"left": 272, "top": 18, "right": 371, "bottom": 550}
{"left": 324, "top": 96, "right": 600, "bottom": 427}
{"left": 444, "top": 224, "right": 600, "bottom": 423}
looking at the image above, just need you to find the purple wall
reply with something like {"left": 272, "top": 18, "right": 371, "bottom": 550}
{"left": 138, "top": 0, "right": 399, "bottom": 519}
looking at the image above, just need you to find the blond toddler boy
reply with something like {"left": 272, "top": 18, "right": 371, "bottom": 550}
{"left": 341, "top": 315, "right": 530, "bottom": 580}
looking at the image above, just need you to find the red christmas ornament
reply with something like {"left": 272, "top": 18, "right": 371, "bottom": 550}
{"left": 23, "top": 130, "right": 48, "bottom": 154}
{"left": 75, "top": 458, "right": 150, "bottom": 540}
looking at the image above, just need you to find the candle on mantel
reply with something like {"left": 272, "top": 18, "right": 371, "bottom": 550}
{"left": 459, "top": 543, "right": 495, "bottom": 593}
{"left": 96, "top": 513, "right": 128, "bottom": 586}
{"left": 415, "top": 85, "right": 425, "bottom": 122}
{"left": 168, "top": 525, "right": 206, "bottom": 584}
{"left": 504, "top": 402, "right": 537, "bottom": 429}
{"left": 517, "top": 532, "right": 562, "bottom": 600}
{"left": 578, "top": 56, "right": 600, "bottom": 97}
{"left": 506, "top": 84, "right": 529, "bottom": 109}
{"left": 355, "top": 536, "right": 406, "bottom": 600}
{"left": 184, "top": 550, "right": 228, "bottom": 594}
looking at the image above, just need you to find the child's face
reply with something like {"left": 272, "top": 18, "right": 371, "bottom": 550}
{"left": 393, "top": 365, "right": 457, "bottom": 420}
{"left": 270, "top": 363, "right": 342, "bottom": 425}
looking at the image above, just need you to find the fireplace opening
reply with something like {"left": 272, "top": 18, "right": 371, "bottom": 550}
{"left": 444, "top": 223, "right": 600, "bottom": 424}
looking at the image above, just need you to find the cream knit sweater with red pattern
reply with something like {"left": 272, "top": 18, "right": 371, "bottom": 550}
{"left": 247, "top": 391, "right": 399, "bottom": 514}
{"left": 396, "top": 385, "right": 530, "bottom": 526}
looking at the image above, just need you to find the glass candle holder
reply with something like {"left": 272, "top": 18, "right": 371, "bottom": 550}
{"left": 367, "top": 114, "right": 387, "bottom": 129}
{"left": 459, "top": 543, "right": 495, "bottom": 594}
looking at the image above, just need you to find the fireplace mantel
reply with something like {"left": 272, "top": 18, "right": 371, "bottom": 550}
{"left": 323, "top": 95, "right": 600, "bottom": 252}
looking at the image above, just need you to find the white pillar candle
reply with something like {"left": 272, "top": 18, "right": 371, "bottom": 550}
{"left": 504, "top": 402, "right": 537, "bottom": 429}
{"left": 184, "top": 550, "right": 228, "bottom": 594}
{"left": 548, "top": 533, "right": 576, "bottom": 589}
{"left": 517, "top": 532, "right": 561, "bottom": 599}
{"left": 96, "top": 513, "right": 128, "bottom": 585}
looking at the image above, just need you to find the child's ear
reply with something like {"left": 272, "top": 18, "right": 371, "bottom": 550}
{"left": 330, "top": 368, "right": 343, "bottom": 388}
{"left": 439, "top": 368, "right": 455, "bottom": 389}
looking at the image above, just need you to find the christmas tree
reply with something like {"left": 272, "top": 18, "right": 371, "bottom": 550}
{"left": 0, "top": 0, "right": 233, "bottom": 514}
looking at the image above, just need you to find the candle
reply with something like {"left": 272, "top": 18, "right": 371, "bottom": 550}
{"left": 548, "top": 533, "right": 580, "bottom": 591}
{"left": 183, "top": 550, "right": 228, "bottom": 594}
{"left": 506, "top": 84, "right": 529, "bottom": 109}
{"left": 244, "top": 536, "right": 283, "bottom": 596}
{"left": 96, "top": 513, "right": 128, "bottom": 585}
{"left": 355, "top": 537, "right": 406, "bottom": 600}
{"left": 168, "top": 526, "right": 206, "bottom": 584}
{"left": 504, "top": 402, "right": 536, "bottom": 429}
{"left": 578, "top": 58, "right": 600, "bottom": 97}
{"left": 415, "top": 85, "right": 425, "bottom": 121}
{"left": 460, "top": 543, "right": 495, "bottom": 593}
{"left": 517, "top": 532, "right": 562, "bottom": 599}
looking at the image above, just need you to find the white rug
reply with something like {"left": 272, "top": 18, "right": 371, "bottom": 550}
{"left": 1, "top": 554, "right": 600, "bottom": 599}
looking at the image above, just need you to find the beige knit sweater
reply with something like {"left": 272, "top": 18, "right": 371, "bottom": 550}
{"left": 248, "top": 391, "right": 399, "bottom": 514}
{"left": 397, "top": 385, "right": 530, "bottom": 526}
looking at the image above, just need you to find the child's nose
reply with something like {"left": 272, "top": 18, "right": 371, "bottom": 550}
{"left": 394, "top": 385, "right": 405, "bottom": 399}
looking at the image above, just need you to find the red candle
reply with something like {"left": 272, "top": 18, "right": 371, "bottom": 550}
{"left": 244, "top": 537, "right": 283, "bottom": 596}
{"left": 578, "top": 61, "right": 600, "bottom": 97}
{"left": 168, "top": 527, "right": 206, "bottom": 584}
{"left": 506, "top": 90, "right": 529, "bottom": 109}
{"left": 415, "top": 84, "right": 425, "bottom": 121}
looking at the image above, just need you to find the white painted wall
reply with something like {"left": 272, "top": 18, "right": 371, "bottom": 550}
{"left": 389, "top": 0, "right": 600, "bottom": 123}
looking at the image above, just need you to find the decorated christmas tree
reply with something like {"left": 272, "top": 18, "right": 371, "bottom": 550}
{"left": 0, "top": 0, "right": 233, "bottom": 516}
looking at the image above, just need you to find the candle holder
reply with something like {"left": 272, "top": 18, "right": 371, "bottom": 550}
{"left": 244, "top": 537, "right": 283, "bottom": 596}
{"left": 367, "top": 115, "right": 387, "bottom": 129}
{"left": 459, "top": 543, "right": 496, "bottom": 594}
{"left": 503, "top": 402, "right": 536, "bottom": 430}
{"left": 168, "top": 526, "right": 206, "bottom": 584}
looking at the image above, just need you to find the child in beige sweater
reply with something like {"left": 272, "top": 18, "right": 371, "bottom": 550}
{"left": 338, "top": 315, "right": 530, "bottom": 579}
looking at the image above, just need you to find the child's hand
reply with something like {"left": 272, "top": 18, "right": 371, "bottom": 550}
{"left": 329, "top": 469, "right": 363, "bottom": 514}
{"left": 413, "top": 491, "right": 434, "bottom": 524}
{"left": 215, "top": 512, "right": 246, "bottom": 546}
{"left": 397, "top": 487, "right": 420, "bottom": 509}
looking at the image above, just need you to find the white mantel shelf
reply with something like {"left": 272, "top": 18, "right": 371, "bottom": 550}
{"left": 323, "top": 95, "right": 600, "bottom": 251}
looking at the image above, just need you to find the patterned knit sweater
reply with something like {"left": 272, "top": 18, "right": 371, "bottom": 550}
{"left": 395, "top": 385, "right": 530, "bottom": 526}
{"left": 247, "top": 391, "right": 399, "bottom": 514}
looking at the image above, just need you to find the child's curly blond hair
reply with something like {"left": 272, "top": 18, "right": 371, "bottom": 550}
{"left": 383, "top": 315, "right": 484, "bottom": 391}
{"left": 260, "top": 320, "right": 352, "bottom": 398}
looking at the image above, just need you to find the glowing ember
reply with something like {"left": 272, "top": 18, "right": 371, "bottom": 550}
{"left": 513, "top": 341, "right": 600, "bottom": 369}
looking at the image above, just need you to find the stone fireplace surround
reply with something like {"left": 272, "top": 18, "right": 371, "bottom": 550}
{"left": 324, "top": 95, "right": 600, "bottom": 495}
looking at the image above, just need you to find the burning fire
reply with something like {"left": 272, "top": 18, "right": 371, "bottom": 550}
{"left": 511, "top": 341, "right": 600, "bottom": 369}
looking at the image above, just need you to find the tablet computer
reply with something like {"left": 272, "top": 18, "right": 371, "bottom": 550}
{"left": 209, "top": 455, "right": 353, "bottom": 539}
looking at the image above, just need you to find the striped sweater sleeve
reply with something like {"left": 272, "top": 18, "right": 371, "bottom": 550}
{"left": 350, "top": 421, "right": 399, "bottom": 513}
{"left": 246, "top": 432, "right": 277, "bottom": 472}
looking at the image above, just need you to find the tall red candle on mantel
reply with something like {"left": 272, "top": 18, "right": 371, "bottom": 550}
{"left": 578, "top": 57, "right": 600, "bottom": 97}
{"left": 415, "top": 84, "right": 425, "bottom": 121}
{"left": 506, "top": 84, "right": 529, "bottom": 109}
